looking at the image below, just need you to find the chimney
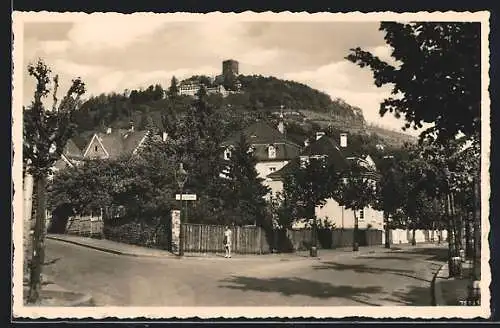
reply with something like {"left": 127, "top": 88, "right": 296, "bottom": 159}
{"left": 129, "top": 121, "right": 134, "bottom": 132}
{"left": 278, "top": 121, "right": 285, "bottom": 134}
{"left": 162, "top": 132, "right": 168, "bottom": 142}
{"left": 340, "top": 133, "right": 348, "bottom": 148}
{"left": 277, "top": 105, "right": 285, "bottom": 134}
{"left": 106, "top": 127, "right": 112, "bottom": 134}
{"left": 316, "top": 131, "right": 325, "bottom": 140}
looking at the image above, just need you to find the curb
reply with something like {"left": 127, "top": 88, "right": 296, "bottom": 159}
{"left": 24, "top": 285, "right": 94, "bottom": 307}
{"left": 431, "top": 262, "right": 447, "bottom": 306}
{"left": 66, "top": 292, "right": 94, "bottom": 306}
{"left": 47, "top": 236, "right": 175, "bottom": 259}
{"left": 48, "top": 236, "right": 442, "bottom": 261}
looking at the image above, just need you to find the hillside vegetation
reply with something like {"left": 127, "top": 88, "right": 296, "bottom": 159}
{"left": 70, "top": 74, "right": 413, "bottom": 148}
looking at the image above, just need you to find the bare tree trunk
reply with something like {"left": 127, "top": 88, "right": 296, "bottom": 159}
{"left": 23, "top": 171, "right": 34, "bottom": 277}
{"left": 451, "top": 194, "right": 462, "bottom": 254}
{"left": 446, "top": 193, "right": 462, "bottom": 277}
{"left": 27, "top": 174, "right": 47, "bottom": 304}
{"left": 353, "top": 211, "right": 359, "bottom": 251}
{"left": 411, "top": 226, "right": 416, "bottom": 246}
{"left": 473, "top": 176, "right": 481, "bottom": 280}
{"left": 310, "top": 205, "right": 318, "bottom": 257}
{"left": 384, "top": 212, "right": 390, "bottom": 249}
{"left": 431, "top": 221, "right": 435, "bottom": 243}
{"left": 465, "top": 212, "right": 474, "bottom": 258}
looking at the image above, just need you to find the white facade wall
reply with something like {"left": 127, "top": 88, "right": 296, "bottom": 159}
{"left": 263, "top": 179, "right": 284, "bottom": 199}
{"left": 385, "top": 229, "right": 448, "bottom": 245}
{"left": 255, "top": 161, "right": 288, "bottom": 180}
{"left": 315, "top": 198, "right": 384, "bottom": 231}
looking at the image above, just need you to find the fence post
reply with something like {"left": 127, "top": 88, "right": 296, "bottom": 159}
{"left": 258, "top": 227, "right": 262, "bottom": 254}
{"left": 236, "top": 226, "right": 240, "bottom": 254}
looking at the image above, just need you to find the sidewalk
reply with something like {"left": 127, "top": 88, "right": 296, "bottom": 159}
{"left": 433, "top": 260, "right": 481, "bottom": 306}
{"left": 47, "top": 234, "right": 438, "bottom": 261}
{"left": 23, "top": 273, "right": 93, "bottom": 306}
{"left": 47, "top": 234, "right": 176, "bottom": 258}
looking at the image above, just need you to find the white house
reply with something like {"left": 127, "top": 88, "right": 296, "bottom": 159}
{"left": 267, "top": 132, "right": 385, "bottom": 231}
{"left": 220, "top": 120, "right": 302, "bottom": 197}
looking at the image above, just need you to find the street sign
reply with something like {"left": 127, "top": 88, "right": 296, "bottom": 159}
{"left": 176, "top": 194, "right": 197, "bottom": 201}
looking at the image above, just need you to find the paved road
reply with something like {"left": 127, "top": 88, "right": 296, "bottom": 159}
{"left": 43, "top": 239, "right": 446, "bottom": 306}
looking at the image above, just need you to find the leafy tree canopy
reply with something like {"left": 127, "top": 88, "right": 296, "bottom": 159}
{"left": 347, "top": 22, "right": 481, "bottom": 143}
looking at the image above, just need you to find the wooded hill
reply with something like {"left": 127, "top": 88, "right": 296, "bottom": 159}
{"left": 69, "top": 74, "right": 414, "bottom": 150}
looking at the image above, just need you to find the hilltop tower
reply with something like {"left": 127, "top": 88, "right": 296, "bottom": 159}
{"left": 222, "top": 59, "right": 239, "bottom": 76}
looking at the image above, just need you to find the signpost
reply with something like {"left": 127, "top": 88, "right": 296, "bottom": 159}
{"left": 171, "top": 210, "right": 181, "bottom": 255}
{"left": 175, "top": 194, "right": 197, "bottom": 201}
{"left": 175, "top": 163, "right": 188, "bottom": 256}
{"left": 176, "top": 194, "right": 197, "bottom": 229}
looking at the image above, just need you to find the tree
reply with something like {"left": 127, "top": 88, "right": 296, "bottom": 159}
{"left": 282, "top": 158, "right": 344, "bottom": 249}
{"left": 153, "top": 84, "right": 164, "bottom": 101}
{"left": 397, "top": 138, "right": 480, "bottom": 276}
{"left": 269, "top": 191, "right": 295, "bottom": 229}
{"left": 334, "top": 163, "right": 379, "bottom": 251}
{"left": 168, "top": 76, "right": 179, "bottom": 100}
{"left": 374, "top": 157, "right": 407, "bottom": 248}
{"left": 346, "top": 22, "right": 481, "bottom": 143}
{"left": 48, "top": 142, "right": 179, "bottom": 228}
{"left": 222, "top": 134, "right": 270, "bottom": 226}
{"left": 166, "top": 86, "right": 229, "bottom": 224}
{"left": 24, "top": 59, "right": 86, "bottom": 303}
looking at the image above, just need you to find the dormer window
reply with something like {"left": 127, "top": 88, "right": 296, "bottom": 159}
{"left": 299, "top": 156, "right": 310, "bottom": 168}
{"left": 268, "top": 145, "right": 276, "bottom": 159}
{"left": 224, "top": 147, "right": 233, "bottom": 160}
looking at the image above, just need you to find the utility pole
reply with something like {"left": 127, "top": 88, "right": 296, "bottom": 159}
{"left": 175, "top": 163, "right": 188, "bottom": 257}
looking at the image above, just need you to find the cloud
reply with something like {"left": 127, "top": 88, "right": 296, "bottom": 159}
{"left": 88, "top": 65, "right": 221, "bottom": 97}
{"left": 95, "top": 71, "right": 126, "bottom": 94}
{"left": 284, "top": 60, "right": 422, "bottom": 135}
{"left": 51, "top": 59, "right": 109, "bottom": 78}
{"left": 284, "top": 60, "right": 378, "bottom": 94}
{"left": 22, "top": 17, "right": 412, "bottom": 132}
{"left": 66, "top": 14, "right": 169, "bottom": 51}
{"left": 365, "top": 45, "right": 401, "bottom": 67}
{"left": 239, "top": 49, "right": 282, "bottom": 66}
{"left": 39, "top": 40, "right": 70, "bottom": 54}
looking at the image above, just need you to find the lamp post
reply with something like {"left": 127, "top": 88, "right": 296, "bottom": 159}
{"left": 175, "top": 163, "right": 188, "bottom": 256}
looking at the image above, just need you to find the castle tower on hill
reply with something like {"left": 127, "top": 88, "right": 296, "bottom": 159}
{"left": 222, "top": 59, "right": 239, "bottom": 76}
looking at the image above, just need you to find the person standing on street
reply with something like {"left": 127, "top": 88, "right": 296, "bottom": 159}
{"left": 224, "top": 225, "right": 232, "bottom": 258}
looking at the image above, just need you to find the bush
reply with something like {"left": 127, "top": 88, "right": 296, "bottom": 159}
{"left": 103, "top": 220, "right": 171, "bottom": 250}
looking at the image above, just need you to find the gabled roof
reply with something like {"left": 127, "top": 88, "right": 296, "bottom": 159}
{"left": 268, "top": 136, "right": 350, "bottom": 180}
{"left": 222, "top": 121, "right": 302, "bottom": 161}
{"left": 222, "top": 121, "right": 299, "bottom": 146}
{"left": 62, "top": 139, "right": 83, "bottom": 160}
{"left": 83, "top": 129, "right": 149, "bottom": 159}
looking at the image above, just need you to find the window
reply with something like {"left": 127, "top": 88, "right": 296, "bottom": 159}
{"left": 224, "top": 148, "right": 232, "bottom": 160}
{"left": 94, "top": 145, "right": 98, "bottom": 152}
{"left": 269, "top": 167, "right": 276, "bottom": 172}
{"left": 268, "top": 145, "right": 276, "bottom": 159}
{"left": 299, "top": 156, "right": 309, "bottom": 168}
{"left": 359, "top": 209, "right": 365, "bottom": 221}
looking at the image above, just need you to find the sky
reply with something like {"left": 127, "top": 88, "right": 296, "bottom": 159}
{"left": 21, "top": 14, "right": 418, "bottom": 135}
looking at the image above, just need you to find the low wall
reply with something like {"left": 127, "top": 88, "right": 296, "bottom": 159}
{"left": 63, "top": 214, "right": 447, "bottom": 255}
{"left": 384, "top": 229, "right": 448, "bottom": 245}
